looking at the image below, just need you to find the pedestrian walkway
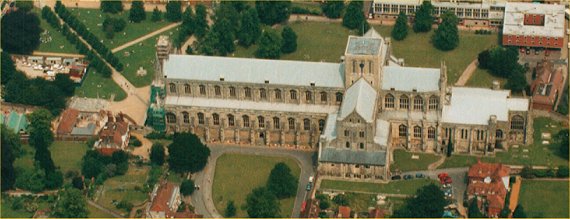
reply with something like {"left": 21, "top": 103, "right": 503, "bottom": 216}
{"left": 455, "top": 59, "right": 478, "bottom": 86}
{"left": 111, "top": 22, "right": 181, "bottom": 53}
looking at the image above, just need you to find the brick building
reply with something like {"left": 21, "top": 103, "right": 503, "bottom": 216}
{"left": 531, "top": 61, "right": 567, "bottom": 111}
{"left": 466, "top": 161, "right": 511, "bottom": 217}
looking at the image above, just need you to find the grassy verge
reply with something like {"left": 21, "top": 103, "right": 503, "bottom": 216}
{"left": 320, "top": 179, "right": 437, "bottom": 195}
{"left": 98, "top": 165, "right": 150, "bottom": 216}
{"left": 212, "top": 153, "right": 301, "bottom": 217}
{"left": 36, "top": 9, "right": 79, "bottom": 54}
{"left": 74, "top": 69, "right": 127, "bottom": 101}
{"left": 390, "top": 149, "right": 441, "bottom": 172}
{"left": 465, "top": 67, "right": 507, "bottom": 88}
{"left": 518, "top": 180, "right": 569, "bottom": 218}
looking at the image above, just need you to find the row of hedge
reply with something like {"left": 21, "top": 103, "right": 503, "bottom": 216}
{"left": 291, "top": 6, "right": 322, "bottom": 16}
{"left": 520, "top": 165, "right": 569, "bottom": 179}
{"left": 54, "top": 1, "right": 123, "bottom": 73}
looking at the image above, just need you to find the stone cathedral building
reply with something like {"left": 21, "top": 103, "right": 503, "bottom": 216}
{"left": 156, "top": 29, "right": 532, "bottom": 182}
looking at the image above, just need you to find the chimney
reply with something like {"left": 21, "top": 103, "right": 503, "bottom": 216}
{"left": 492, "top": 80, "right": 500, "bottom": 90}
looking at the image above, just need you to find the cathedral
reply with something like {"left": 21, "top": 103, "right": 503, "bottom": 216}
{"left": 156, "top": 29, "right": 532, "bottom": 182}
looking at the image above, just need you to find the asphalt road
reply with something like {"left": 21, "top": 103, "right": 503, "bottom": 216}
{"left": 191, "top": 144, "right": 316, "bottom": 218}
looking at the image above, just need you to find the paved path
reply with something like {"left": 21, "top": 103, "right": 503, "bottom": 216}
{"left": 130, "top": 132, "right": 153, "bottom": 160}
{"left": 87, "top": 200, "right": 123, "bottom": 218}
{"left": 427, "top": 154, "right": 446, "bottom": 170}
{"left": 32, "top": 51, "right": 84, "bottom": 58}
{"left": 111, "top": 22, "right": 181, "bottom": 53}
{"left": 191, "top": 144, "right": 315, "bottom": 218}
{"left": 455, "top": 59, "right": 478, "bottom": 86}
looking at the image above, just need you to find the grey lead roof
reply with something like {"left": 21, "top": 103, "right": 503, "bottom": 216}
{"left": 320, "top": 148, "right": 387, "bottom": 166}
{"left": 345, "top": 29, "right": 383, "bottom": 56}
{"left": 164, "top": 55, "right": 345, "bottom": 88}
{"left": 382, "top": 66, "right": 441, "bottom": 92}
{"left": 338, "top": 78, "right": 378, "bottom": 123}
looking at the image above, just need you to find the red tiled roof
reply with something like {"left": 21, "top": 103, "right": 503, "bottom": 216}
{"left": 338, "top": 206, "right": 351, "bottom": 218}
{"left": 468, "top": 161, "right": 510, "bottom": 217}
{"left": 97, "top": 148, "right": 118, "bottom": 156}
{"left": 468, "top": 161, "right": 510, "bottom": 179}
{"left": 368, "top": 208, "right": 384, "bottom": 218}
{"left": 150, "top": 182, "right": 176, "bottom": 213}
{"left": 56, "top": 108, "right": 79, "bottom": 134}
{"left": 531, "top": 62, "right": 565, "bottom": 109}
{"left": 99, "top": 119, "right": 129, "bottom": 148}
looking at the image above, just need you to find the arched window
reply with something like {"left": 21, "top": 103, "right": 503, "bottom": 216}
{"left": 229, "top": 87, "right": 236, "bottom": 97}
{"left": 290, "top": 90, "right": 297, "bottom": 100}
{"left": 197, "top": 113, "right": 204, "bottom": 124}
{"left": 413, "top": 126, "right": 422, "bottom": 138}
{"left": 496, "top": 129, "right": 503, "bottom": 139}
{"left": 511, "top": 115, "right": 524, "bottom": 130}
{"left": 166, "top": 113, "right": 176, "bottom": 123}
{"left": 345, "top": 142, "right": 350, "bottom": 148}
{"left": 336, "top": 92, "right": 343, "bottom": 103}
{"left": 182, "top": 112, "right": 189, "bottom": 124}
{"left": 429, "top": 96, "right": 439, "bottom": 110}
{"left": 184, "top": 84, "right": 190, "bottom": 94}
{"left": 344, "top": 130, "right": 349, "bottom": 137}
{"left": 243, "top": 115, "right": 250, "bottom": 127}
{"left": 228, "top": 114, "right": 235, "bottom": 126}
{"left": 169, "top": 83, "right": 176, "bottom": 93}
{"left": 288, "top": 118, "right": 295, "bottom": 130}
{"left": 385, "top": 94, "right": 395, "bottom": 108}
{"left": 320, "top": 92, "right": 327, "bottom": 102}
{"left": 273, "top": 117, "right": 280, "bottom": 129}
{"left": 413, "top": 96, "right": 424, "bottom": 110}
{"left": 275, "top": 89, "right": 282, "bottom": 100}
{"left": 260, "top": 88, "right": 267, "bottom": 99}
{"left": 318, "top": 119, "right": 325, "bottom": 132}
{"left": 400, "top": 95, "right": 409, "bottom": 109}
{"left": 399, "top": 125, "right": 407, "bottom": 137}
{"left": 212, "top": 113, "right": 220, "bottom": 125}
{"left": 428, "top": 127, "right": 436, "bottom": 139}
{"left": 303, "top": 119, "right": 311, "bottom": 131}
{"left": 199, "top": 85, "right": 206, "bottom": 95}
{"left": 305, "top": 91, "right": 312, "bottom": 101}
{"left": 214, "top": 86, "right": 221, "bottom": 96}
{"left": 258, "top": 116, "right": 265, "bottom": 128}
{"left": 244, "top": 87, "right": 252, "bottom": 98}
{"left": 359, "top": 143, "right": 364, "bottom": 149}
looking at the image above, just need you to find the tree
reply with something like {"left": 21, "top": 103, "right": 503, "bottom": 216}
{"left": 413, "top": 1, "right": 434, "bottom": 33}
{"left": 255, "top": 29, "right": 282, "bottom": 59}
{"left": 44, "top": 170, "right": 64, "bottom": 189}
{"left": 266, "top": 162, "right": 298, "bottom": 199}
{"left": 488, "top": 46, "right": 520, "bottom": 78}
{"left": 72, "top": 176, "right": 84, "bottom": 190}
{"left": 1, "top": 51, "right": 19, "bottom": 85}
{"left": 198, "top": 31, "right": 219, "bottom": 56}
{"left": 194, "top": 4, "right": 209, "bottom": 39}
{"left": 225, "top": 200, "right": 237, "bottom": 217}
{"left": 499, "top": 206, "right": 511, "bottom": 218}
{"left": 100, "top": 1, "right": 123, "bottom": 14}
{"left": 557, "top": 165, "right": 569, "bottom": 178}
{"left": 281, "top": 26, "right": 297, "bottom": 54}
{"left": 321, "top": 1, "right": 344, "bottom": 19}
{"left": 1, "top": 10, "right": 42, "bottom": 54}
{"left": 505, "top": 69, "right": 528, "bottom": 93}
{"left": 165, "top": 1, "right": 182, "bottom": 22}
{"left": 151, "top": 7, "right": 162, "bottom": 22}
{"left": 81, "top": 150, "right": 106, "bottom": 179}
{"left": 255, "top": 0, "right": 291, "bottom": 25}
{"left": 28, "top": 109, "right": 54, "bottom": 150}
{"left": 512, "top": 204, "right": 527, "bottom": 218}
{"left": 129, "top": 1, "right": 146, "bottom": 23}
{"left": 432, "top": 11, "right": 459, "bottom": 51}
{"left": 477, "top": 50, "right": 491, "bottom": 69}
{"left": 1, "top": 125, "right": 20, "bottom": 191}
{"left": 332, "top": 194, "right": 349, "bottom": 206}
{"left": 14, "top": 1, "right": 34, "bottom": 12}
{"left": 214, "top": 3, "right": 240, "bottom": 36}
{"left": 557, "top": 129, "right": 569, "bottom": 159}
{"left": 180, "top": 179, "right": 195, "bottom": 196}
{"left": 342, "top": 1, "right": 366, "bottom": 30}
{"left": 246, "top": 187, "right": 281, "bottom": 218}
{"left": 15, "top": 168, "right": 45, "bottom": 192}
{"left": 35, "top": 147, "right": 56, "bottom": 173}
{"left": 211, "top": 17, "right": 235, "bottom": 56}
{"left": 53, "top": 74, "right": 75, "bottom": 97}
{"left": 392, "top": 184, "right": 447, "bottom": 217}
{"left": 467, "top": 198, "right": 485, "bottom": 218}
{"left": 316, "top": 194, "right": 330, "bottom": 210}
{"left": 181, "top": 6, "right": 196, "bottom": 38}
{"left": 168, "top": 132, "right": 211, "bottom": 173}
{"left": 391, "top": 12, "right": 408, "bottom": 41}
{"left": 238, "top": 7, "right": 262, "bottom": 47}
{"left": 150, "top": 143, "right": 166, "bottom": 166}
{"left": 52, "top": 188, "right": 89, "bottom": 218}
{"left": 520, "top": 166, "right": 535, "bottom": 179}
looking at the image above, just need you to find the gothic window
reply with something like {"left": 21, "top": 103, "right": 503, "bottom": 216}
{"left": 288, "top": 118, "right": 295, "bottom": 130}
{"left": 496, "top": 129, "right": 503, "bottom": 139}
{"left": 400, "top": 95, "right": 409, "bottom": 109}
{"left": 344, "top": 130, "right": 349, "bottom": 137}
{"left": 320, "top": 92, "right": 327, "bottom": 102}
{"left": 385, "top": 94, "right": 395, "bottom": 108}
{"left": 199, "top": 85, "right": 206, "bottom": 95}
{"left": 336, "top": 92, "right": 343, "bottom": 103}
{"left": 414, "top": 96, "right": 424, "bottom": 110}
{"left": 303, "top": 119, "right": 311, "bottom": 131}
{"left": 413, "top": 126, "right": 422, "bottom": 138}
{"left": 260, "top": 88, "right": 267, "bottom": 99}
{"left": 461, "top": 129, "right": 468, "bottom": 139}
{"left": 399, "top": 125, "right": 407, "bottom": 137}
{"left": 306, "top": 91, "right": 312, "bottom": 101}
{"left": 511, "top": 115, "right": 525, "bottom": 131}
{"left": 428, "top": 127, "right": 436, "bottom": 139}
{"left": 429, "top": 95, "right": 439, "bottom": 110}
{"left": 212, "top": 113, "right": 220, "bottom": 125}
{"left": 245, "top": 87, "right": 252, "bottom": 98}
{"left": 169, "top": 83, "right": 176, "bottom": 93}
{"left": 368, "top": 61, "right": 372, "bottom": 74}
{"left": 166, "top": 113, "right": 176, "bottom": 123}
{"left": 346, "top": 142, "right": 350, "bottom": 148}
{"left": 182, "top": 112, "right": 189, "bottom": 124}
{"left": 318, "top": 119, "right": 325, "bottom": 132}
{"left": 359, "top": 131, "right": 365, "bottom": 138}
{"left": 290, "top": 90, "right": 297, "bottom": 100}
{"left": 184, "top": 84, "right": 190, "bottom": 94}
{"left": 229, "top": 87, "right": 236, "bottom": 97}
{"left": 198, "top": 113, "right": 204, "bottom": 124}
{"left": 258, "top": 116, "right": 265, "bottom": 128}
{"left": 214, "top": 86, "right": 221, "bottom": 96}
{"left": 273, "top": 117, "right": 280, "bottom": 129}
{"left": 243, "top": 115, "right": 250, "bottom": 127}
{"left": 359, "top": 143, "right": 365, "bottom": 149}
{"left": 275, "top": 89, "right": 282, "bottom": 100}
{"left": 228, "top": 114, "right": 235, "bottom": 126}
{"left": 476, "top": 130, "right": 485, "bottom": 140}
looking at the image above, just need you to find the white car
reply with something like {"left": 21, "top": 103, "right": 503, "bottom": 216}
{"left": 309, "top": 176, "right": 314, "bottom": 183}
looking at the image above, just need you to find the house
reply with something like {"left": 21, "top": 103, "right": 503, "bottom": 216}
{"left": 94, "top": 113, "right": 130, "bottom": 156}
{"left": 300, "top": 199, "right": 321, "bottom": 218}
{"left": 68, "top": 64, "right": 88, "bottom": 83}
{"left": 56, "top": 108, "right": 107, "bottom": 140}
{"left": 338, "top": 206, "right": 352, "bottom": 218}
{"left": 466, "top": 161, "right": 511, "bottom": 217}
{"left": 146, "top": 181, "right": 202, "bottom": 218}
{"left": 0, "top": 110, "right": 28, "bottom": 134}
{"left": 531, "top": 61, "right": 567, "bottom": 111}
{"left": 368, "top": 208, "right": 384, "bottom": 218}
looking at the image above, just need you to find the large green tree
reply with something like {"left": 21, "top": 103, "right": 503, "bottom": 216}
{"left": 100, "top": 1, "right": 123, "bottom": 14}
{"left": 512, "top": 204, "right": 527, "bottom": 218}
{"left": 246, "top": 187, "right": 281, "bottom": 218}
{"left": 28, "top": 109, "right": 54, "bottom": 150}
{"left": 342, "top": 1, "right": 365, "bottom": 30}
{"left": 467, "top": 198, "right": 485, "bottom": 218}
{"left": 557, "top": 129, "right": 569, "bottom": 159}
{"left": 150, "top": 143, "right": 165, "bottom": 166}
{"left": 392, "top": 184, "right": 447, "bottom": 217}
{"left": 211, "top": 17, "right": 236, "bottom": 56}
{"left": 266, "top": 162, "right": 298, "bottom": 199}
{"left": 281, "top": 26, "right": 297, "bottom": 54}
{"left": 168, "top": 132, "right": 211, "bottom": 173}
{"left": 52, "top": 188, "right": 89, "bottom": 218}
{"left": 151, "top": 7, "right": 162, "bottom": 22}
{"left": 1, "top": 51, "right": 19, "bottom": 85}
{"left": 321, "top": 1, "right": 344, "bottom": 19}
{"left": 15, "top": 168, "right": 46, "bottom": 192}
{"left": 129, "top": 1, "right": 146, "bottom": 23}
{"left": 432, "top": 11, "right": 459, "bottom": 51}
{"left": 53, "top": 74, "right": 76, "bottom": 97}
{"left": 238, "top": 7, "right": 262, "bottom": 47}
{"left": 255, "top": 0, "right": 291, "bottom": 25}
{"left": 413, "top": 1, "right": 434, "bottom": 33}
{"left": 194, "top": 4, "right": 209, "bottom": 39}
{"left": 391, "top": 11, "right": 408, "bottom": 41}
{"left": 225, "top": 200, "right": 237, "bottom": 217}
{"left": 1, "top": 125, "right": 21, "bottom": 191}
{"left": 215, "top": 2, "right": 241, "bottom": 36}
{"left": 505, "top": 69, "right": 528, "bottom": 93}
{"left": 180, "top": 179, "right": 195, "bottom": 196}
{"left": 255, "top": 29, "right": 282, "bottom": 59}
{"left": 165, "top": 1, "right": 182, "bottom": 22}
{"left": 1, "top": 9, "right": 42, "bottom": 54}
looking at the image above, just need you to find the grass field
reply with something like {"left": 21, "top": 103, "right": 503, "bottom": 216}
{"left": 88, "top": 204, "right": 116, "bottom": 218}
{"left": 115, "top": 27, "right": 181, "bottom": 87}
{"left": 14, "top": 141, "right": 88, "bottom": 174}
{"left": 465, "top": 67, "right": 507, "bottom": 88}
{"left": 74, "top": 69, "right": 127, "bottom": 101}
{"left": 69, "top": 8, "right": 172, "bottom": 49}
{"left": 320, "top": 179, "right": 437, "bottom": 195}
{"left": 212, "top": 153, "right": 301, "bottom": 217}
{"left": 35, "top": 10, "right": 79, "bottom": 54}
{"left": 439, "top": 117, "right": 568, "bottom": 169}
{"left": 518, "top": 180, "right": 569, "bottom": 218}
{"left": 390, "top": 149, "right": 441, "bottom": 172}
{"left": 98, "top": 165, "right": 150, "bottom": 216}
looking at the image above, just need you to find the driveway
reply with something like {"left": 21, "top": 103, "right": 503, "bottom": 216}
{"left": 190, "top": 144, "right": 316, "bottom": 218}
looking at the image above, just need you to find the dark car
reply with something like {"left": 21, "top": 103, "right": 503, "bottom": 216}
{"left": 391, "top": 175, "right": 402, "bottom": 180}
{"left": 415, "top": 173, "right": 425, "bottom": 178}
{"left": 306, "top": 183, "right": 312, "bottom": 191}
{"left": 403, "top": 174, "right": 413, "bottom": 180}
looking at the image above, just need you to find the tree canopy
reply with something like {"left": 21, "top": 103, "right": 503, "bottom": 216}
{"left": 150, "top": 143, "right": 166, "bottom": 166}
{"left": 100, "top": 1, "right": 123, "bottom": 14}
{"left": 266, "top": 162, "right": 298, "bottom": 199}
{"left": 28, "top": 109, "right": 54, "bottom": 150}
{"left": 255, "top": 29, "right": 282, "bottom": 59}
{"left": 281, "top": 26, "right": 297, "bottom": 54}
{"left": 151, "top": 7, "right": 162, "bottom": 22}
{"left": 52, "top": 188, "right": 89, "bottom": 218}
{"left": 467, "top": 198, "right": 485, "bottom": 218}
{"left": 225, "top": 200, "right": 237, "bottom": 217}
{"left": 255, "top": 0, "right": 291, "bottom": 25}
{"left": 180, "top": 179, "right": 195, "bottom": 196}
{"left": 1, "top": 9, "right": 42, "bottom": 54}
{"left": 391, "top": 12, "right": 408, "bottom": 41}
{"left": 512, "top": 204, "right": 527, "bottom": 218}
{"left": 246, "top": 187, "right": 281, "bottom": 218}
{"left": 129, "top": 1, "right": 146, "bottom": 23}
{"left": 557, "top": 129, "right": 569, "bottom": 159}
{"left": 342, "top": 1, "right": 366, "bottom": 30}
{"left": 413, "top": 1, "right": 434, "bottom": 33}
{"left": 432, "top": 11, "right": 459, "bottom": 51}
{"left": 168, "top": 132, "right": 211, "bottom": 173}
{"left": 321, "top": 1, "right": 344, "bottom": 19}
{"left": 165, "top": 1, "right": 182, "bottom": 22}
{"left": 211, "top": 16, "right": 236, "bottom": 56}
{"left": 238, "top": 7, "right": 262, "bottom": 47}
{"left": 1, "top": 125, "right": 20, "bottom": 191}
{"left": 392, "top": 184, "right": 447, "bottom": 217}
{"left": 194, "top": 4, "right": 209, "bottom": 39}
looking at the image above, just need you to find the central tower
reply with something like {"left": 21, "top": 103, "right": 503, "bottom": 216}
{"left": 343, "top": 29, "right": 388, "bottom": 90}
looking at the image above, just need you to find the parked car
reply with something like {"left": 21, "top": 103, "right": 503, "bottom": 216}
{"left": 403, "top": 174, "right": 413, "bottom": 180}
{"left": 391, "top": 175, "right": 402, "bottom": 180}
{"left": 415, "top": 173, "right": 425, "bottom": 178}
{"left": 306, "top": 183, "right": 312, "bottom": 191}
{"left": 309, "top": 176, "right": 314, "bottom": 183}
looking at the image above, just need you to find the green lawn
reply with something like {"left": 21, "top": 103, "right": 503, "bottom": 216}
{"left": 69, "top": 8, "right": 173, "bottom": 49}
{"left": 74, "top": 69, "right": 127, "bottom": 101}
{"left": 212, "top": 153, "right": 301, "bottom": 217}
{"left": 343, "top": 192, "right": 377, "bottom": 213}
{"left": 36, "top": 10, "right": 79, "bottom": 54}
{"left": 98, "top": 165, "right": 150, "bottom": 216}
{"left": 439, "top": 117, "right": 568, "bottom": 169}
{"left": 115, "top": 27, "right": 181, "bottom": 87}
{"left": 14, "top": 143, "right": 35, "bottom": 173}
{"left": 320, "top": 179, "right": 438, "bottom": 195}
{"left": 518, "top": 180, "right": 569, "bottom": 218}
{"left": 390, "top": 149, "right": 441, "bottom": 172}
{"left": 465, "top": 67, "right": 507, "bottom": 88}
{"left": 14, "top": 141, "right": 88, "bottom": 174}
{"left": 88, "top": 204, "right": 116, "bottom": 218}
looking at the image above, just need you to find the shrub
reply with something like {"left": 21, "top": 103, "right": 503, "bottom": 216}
{"left": 557, "top": 166, "right": 569, "bottom": 178}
